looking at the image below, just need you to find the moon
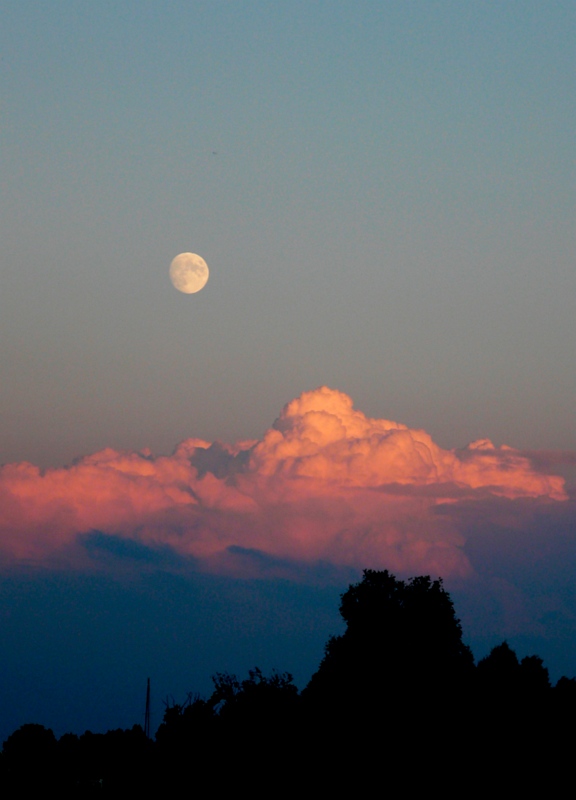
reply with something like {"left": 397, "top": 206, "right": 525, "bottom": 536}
{"left": 169, "top": 253, "right": 209, "bottom": 294}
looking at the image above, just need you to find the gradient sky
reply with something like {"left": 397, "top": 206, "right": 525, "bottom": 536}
{"left": 1, "top": 1, "right": 575, "bottom": 741}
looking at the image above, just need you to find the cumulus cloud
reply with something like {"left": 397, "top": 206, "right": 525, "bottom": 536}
{"left": 0, "top": 387, "right": 569, "bottom": 579}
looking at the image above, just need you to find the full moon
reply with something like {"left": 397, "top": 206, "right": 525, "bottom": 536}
{"left": 169, "top": 252, "right": 209, "bottom": 294}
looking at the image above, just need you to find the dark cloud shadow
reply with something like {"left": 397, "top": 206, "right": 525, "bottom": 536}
{"left": 80, "top": 530, "right": 184, "bottom": 567}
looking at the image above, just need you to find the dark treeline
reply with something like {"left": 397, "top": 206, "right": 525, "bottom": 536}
{"left": 2, "top": 569, "right": 575, "bottom": 794}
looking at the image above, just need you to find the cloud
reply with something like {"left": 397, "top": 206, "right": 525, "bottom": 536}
{"left": 0, "top": 387, "right": 569, "bottom": 580}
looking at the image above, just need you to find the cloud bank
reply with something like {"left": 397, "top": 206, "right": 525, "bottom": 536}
{"left": 0, "top": 387, "right": 569, "bottom": 579}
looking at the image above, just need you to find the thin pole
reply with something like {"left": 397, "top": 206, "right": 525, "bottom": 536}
{"left": 144, "top": 677, "right": 151, "bottom": 739}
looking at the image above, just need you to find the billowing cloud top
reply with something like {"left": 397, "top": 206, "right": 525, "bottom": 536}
{"left": 0, "top": 387, "right": 567, "bottom": 579}
{"left": 252, "top": 388, "right": 565, "bottom": 496}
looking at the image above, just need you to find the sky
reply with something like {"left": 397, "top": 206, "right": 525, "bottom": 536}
{"left": 0, "top": 1, "right": 575, "bottom": 741}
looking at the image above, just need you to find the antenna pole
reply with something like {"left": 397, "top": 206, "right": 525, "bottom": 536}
{"left": 144, "top": 677, "right": 151, "bottom": 739}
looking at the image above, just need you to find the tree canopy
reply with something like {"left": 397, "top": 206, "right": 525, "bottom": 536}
{"left": 2, "top": 568, "right": 575, "bottom": 792}
{"left": 305, "top": 569, "right": 474, "bottom": 716}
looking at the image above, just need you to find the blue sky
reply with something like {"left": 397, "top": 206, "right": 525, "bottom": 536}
{"left": 2, "top": 1, "right": 574, "bottom": 465}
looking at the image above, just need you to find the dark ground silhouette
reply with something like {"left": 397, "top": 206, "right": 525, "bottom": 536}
{"left": 2, "top": 569, "right": 575, "bottom": 793}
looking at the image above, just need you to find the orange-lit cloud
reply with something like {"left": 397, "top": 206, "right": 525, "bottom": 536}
{"left": 0, "top": 387, "right": 568, "bottom": 579}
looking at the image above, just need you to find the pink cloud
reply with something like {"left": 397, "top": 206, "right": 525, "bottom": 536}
{"left": 0, "top": 387, "right": 568, "bottom": 578}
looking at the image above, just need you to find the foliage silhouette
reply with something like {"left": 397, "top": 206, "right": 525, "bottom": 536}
{"left": 3, "top": 568, "right": 576, "bottom": 791}
{"left": 211, "top": 667, "right": 298, "bottom": 721}
{"left": 305, "top": 569, "right": 474, "bottom": 719}
{"left": 155, "top": 668, "right": 299, "bottom": 793}
{"left": 1, "top": 723, "right": 57, "bottom": 790}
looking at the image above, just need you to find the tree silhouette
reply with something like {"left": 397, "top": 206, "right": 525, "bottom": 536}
{"left": 154, "top": 669, "right": 300, "bottom": 792}
{"left": 211, "top": 668, "right": 298, "bottom": 722}
{"left": 4, "top": 568, "right": 576, "bottom": 791}
{"left": 474, "top": 640, "right": 555, "bottom": 771}
{"left": 301, "top": 570, "right": 475, "bottom": 787}
{"left": 305, "top": 569, "right": 473, "bottom": 717}
{"left": 1, "top": 724, "right": 57, "bottom": 790}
